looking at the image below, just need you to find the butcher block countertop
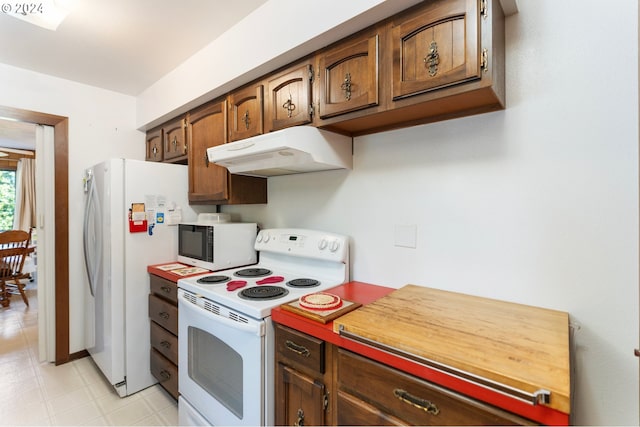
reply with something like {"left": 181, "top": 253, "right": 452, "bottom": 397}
{"left": 332, "top": 284, "right": 571, "bottom": 415}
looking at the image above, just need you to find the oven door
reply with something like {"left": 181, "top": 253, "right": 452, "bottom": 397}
{"left": 178, "top": 289, "right": 265, "bottom": 426}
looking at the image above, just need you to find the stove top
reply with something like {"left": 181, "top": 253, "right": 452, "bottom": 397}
{"left": 177, "top": 228, "right": 349, "bottom": 319}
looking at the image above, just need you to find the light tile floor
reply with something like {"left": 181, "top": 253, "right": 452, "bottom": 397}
{"left": 0, "top": 289, "right": 178, "bottom": 426}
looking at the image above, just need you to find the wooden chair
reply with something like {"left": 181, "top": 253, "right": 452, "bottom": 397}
{"left": 0, "top": 229, "right": 32, "bottom": 308}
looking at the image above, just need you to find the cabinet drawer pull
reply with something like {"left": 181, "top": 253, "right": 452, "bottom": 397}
{"left": 159, "top": 369, "right": 171, "bottom": 381}
{"left": 160, "top": 286, "right": 172, "bottom": 294}
{"left": 294, "top": 408, "right": 304, "bottom": 426}
{"left": 158, "top": 312, "right": 170, "bottom": 320}
{"left": 393, "top": 388, "right": 440, "bottom": 415}
{"left": 424, "top": 40, "right": 439, "bottom": 77}
{"left": 285, "top": 340, "right": 310, "bottom": 357}
{"left": 160, "top": 340, "right": 172, "bottom": 349}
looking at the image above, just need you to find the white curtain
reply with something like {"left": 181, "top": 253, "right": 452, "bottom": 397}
{"left": 13, "top": 158, "right": 36, "bottom": 232}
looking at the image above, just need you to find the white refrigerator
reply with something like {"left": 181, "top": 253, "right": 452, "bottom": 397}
{"left": 82, "top": 158, "right": 197, "bottom": 397}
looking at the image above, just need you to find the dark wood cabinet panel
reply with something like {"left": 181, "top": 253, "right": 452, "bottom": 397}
{"left": 145, "top": 127, "right": 163, "bottom": 162}
{"left": 163, "top": 116, "right": 188, "bottom": 162}
{"left": 392, "top": 0, "right": 481, "bottom": 100}
{"left": 149, "top": 273, "right": 179, "bottom": 400}
{"left": 277, "top": 364, "right": 327, "bottom": 426}
{"left": 187, "top": 100, "right": 229, "bottom": 203}
{"left": 337, "top": 349, "right": 535, "bottom": 426}
{"left": 148, "top": 294, "right": 178, "bottom": 336}
{"left": 317, "top": 32, "right": 379, "bottom": 119}
{"left": 228, "top": 83, "right": 264, "bottom": 142}
{"left": 336, "top": 390, "right": 405, "bottom": 426}
{"left": 187, "top": 99, "right": 267, "bottom": 205}
{"left": 266, "top": 62, "right": 313, "bottom": 132}
{"left": 150, "top": 348, "right": 178, "bottom": 399}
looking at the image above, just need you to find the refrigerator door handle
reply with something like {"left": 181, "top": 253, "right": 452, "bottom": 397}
{"left": 83, "top": 172, "right": 102, "bottom": 297}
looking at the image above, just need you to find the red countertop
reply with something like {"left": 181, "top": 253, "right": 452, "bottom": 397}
{"left": 271, "top": 281, "right": 569, "bottom": 426}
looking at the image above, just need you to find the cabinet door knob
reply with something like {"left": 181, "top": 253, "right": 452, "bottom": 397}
{"left": 242, "top": 110, "right": 251, "bottom": 130}
{"left": 282, "top": 94, "right": 296, "bottom": 118}
{"left": 159, "top": 312, "right": 170, "bottom": 320}
{"left": 159, "top": 369, "right": 171, "bottom": 381}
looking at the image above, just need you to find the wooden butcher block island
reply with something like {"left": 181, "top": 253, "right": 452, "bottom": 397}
{"left": 272, "top": 282, "right": 571, "bottom": 426}
{"left": 333, "top": 284, "right": 571, "bottom": 416}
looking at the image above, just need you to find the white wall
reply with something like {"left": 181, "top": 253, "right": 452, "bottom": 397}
{"left": 221, "top": 0, "right": 640, "bottom": 425}
{"left": 0, "top": 63, "right": 144, "bottom": 353}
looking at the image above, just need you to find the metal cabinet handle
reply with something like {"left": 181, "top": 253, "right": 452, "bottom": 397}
{"left": 160, "top": 340, "right": 171, "bottom": 349}
{"left": 152, "top": 146, "right": 158, "bottom": 156}
{"left": 204, "top": 153, "right": 209, "bottom": 167}
{"left": 294, "top": 408, "right": 304, "bottom": 426}
{"left": 159, "top": 370, "right": 171, "bottom": 380}
{"left": 172, "top": 136, "right": 177, "bottom": 149}
{"left": 424, "top": 40, "right": 439, "bottom": 77}
{"left": 160, "top": 286, "right": 171, "bottom": 294}
{"left": 285, "top": 340, "right": 310, "bottom": 357}
{"left": 393, "top": 388, "right": 439, "bottom": 415}
{"left": 159, "top": 312, "right": 169, "bottom": 320}
{"left": 283, "top": 94, "right": 296, "bottom": 118}
{"left": 340, "top": 73, "right": 352, "bottom": 100}
{"left": 242, "top": 110, "right": 251, "bottom": 129}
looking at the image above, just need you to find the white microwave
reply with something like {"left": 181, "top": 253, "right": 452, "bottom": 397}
{"left": 177, "top": 222, "right": 258, "bottom": 271}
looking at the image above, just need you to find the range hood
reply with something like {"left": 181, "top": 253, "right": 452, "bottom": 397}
{"left": 206, "top": 126, "right": 353, "bottom": 177}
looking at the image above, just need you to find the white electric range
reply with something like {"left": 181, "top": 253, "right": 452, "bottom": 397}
{"left": 177, "top": 228, "right": 349, "bottom": 426}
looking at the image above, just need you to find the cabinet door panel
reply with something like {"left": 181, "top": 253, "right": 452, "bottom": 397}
{"left": 163, "top": 117, "right": 188, "bottom": 161}
{"left": 280, "top": 364, "right": 326, "bottom": 426}
{"left": 266, "top": 64, "right": 313, "bottom": 131}
{"left": 338, "top": 349, "right": 534, "bottom": 426}
{"left": 145, "top": 128, "right": 163, "bottom": 162}
{"left": 392, "top": 0, "right": 480, "bottom": 100}
{"left": 188, "top": 100, "right": 229, "bottom": 203}
{"left": 318, "top": 34, "right": 379, "bottom": 119}
{"left": 228, "top": 84, "right": 264, "bottom": 142}
{"left": 337, "top": 390, "right": 404, "bottom": 426}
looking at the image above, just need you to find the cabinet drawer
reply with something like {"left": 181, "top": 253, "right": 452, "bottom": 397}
{"left": 149, "top": 274, "right": 178, "bottom": 303}
{"left": 337, "top": 390, "right": 404, "bottom": 426}
{"left": 149, "top": 294, "right": 178, "bottom": 335}
{"left": 150, "top": 348, "right": 178, "bottom": 399}
{"left": 338, "top": 349, "right": 535, "bottom": 426}
{"left": 275, "top": 324, "right": 325, "bottom": 374}
{"left": 150, "top": 321, "right": 178, "bottom": 364}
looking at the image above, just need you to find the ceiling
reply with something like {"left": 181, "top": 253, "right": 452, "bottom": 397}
{"left": 0, "top": 0, "right": 268, "bottom": 151}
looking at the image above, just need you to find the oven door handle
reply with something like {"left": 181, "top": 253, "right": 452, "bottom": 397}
{"left": 180, "top": 295, "right": 264, "bottom": 336}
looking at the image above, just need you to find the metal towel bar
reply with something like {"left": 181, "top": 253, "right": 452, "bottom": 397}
{"left": 338, "top": 326, "right": 551, "bottom": 407}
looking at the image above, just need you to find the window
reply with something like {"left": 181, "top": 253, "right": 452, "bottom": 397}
{"left": 0, "top": 170, "right": 16, "bottom": 230}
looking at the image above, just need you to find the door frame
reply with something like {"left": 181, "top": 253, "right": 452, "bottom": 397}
{"left": 0, "top": 105, "right": 70, "bottom": 365}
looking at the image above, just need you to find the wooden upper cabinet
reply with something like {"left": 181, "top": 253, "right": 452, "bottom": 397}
{"left": 163, "top": 116, "right": 188, "bottom": 162}
{"left": 265, "top": 62, "right": 313, "bottom": 132}
{"left": 187, "top": 100, "right": 229, "bottom": 203}
{"left": 392, "top": 0, "right": 481, "bottom": 100}
{"left": 228, "top": 83, "right": 264, "bottom": 142}
{"left": 145, "top": 127, "right": 163, "bottom": 162}
{"left": 188, "top": 99, "right": 267, "bottom": 205}
{"left": 317, "top": 32, "right": 379, "bottom": 119}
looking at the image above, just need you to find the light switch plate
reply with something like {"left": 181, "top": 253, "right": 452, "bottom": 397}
{"left": 394, "top": 224, "right": 417, "bottom": 248}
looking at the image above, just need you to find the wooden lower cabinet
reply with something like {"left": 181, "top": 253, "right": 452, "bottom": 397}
{"left": 149, "top": 274, "right": 179, "bottom": 399}
{"left": 336, "top": 349, "right": 536, "bottom": 426}
{"left": 274, "top": 323, "right": 537, "bottom": 426}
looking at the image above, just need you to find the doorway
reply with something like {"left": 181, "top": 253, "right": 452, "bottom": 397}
{"left": 0, "top": 105, "right": 71, "bottom": 365}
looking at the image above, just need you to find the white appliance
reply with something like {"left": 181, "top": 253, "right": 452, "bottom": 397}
{"left": 82, "top": 158, "right": 197, "bottom": 397}
{"left": 177, "top": 228, "right": 350, "bottom": 426}
{"left": 206, "top": 126, "right": 353, "bottom": 177}
{"left": 177, "top": 218, "right": 257, "bottom": 272}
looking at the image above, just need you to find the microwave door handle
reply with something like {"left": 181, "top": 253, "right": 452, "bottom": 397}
{"left": 179, "top": 296, "right": 263, "bottom": 336}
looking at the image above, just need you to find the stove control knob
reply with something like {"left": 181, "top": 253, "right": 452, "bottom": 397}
{"left": 329, "top": 240, "right": 340, "bottom": 252}
{"left": 256, "top": 233, "right": 264, "bottom": 243}
{"left": 263, "top": 233, "right": 271, "bottom": 243}
{"left": 318, "top": 238, "right": 328, "bottom": 250}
